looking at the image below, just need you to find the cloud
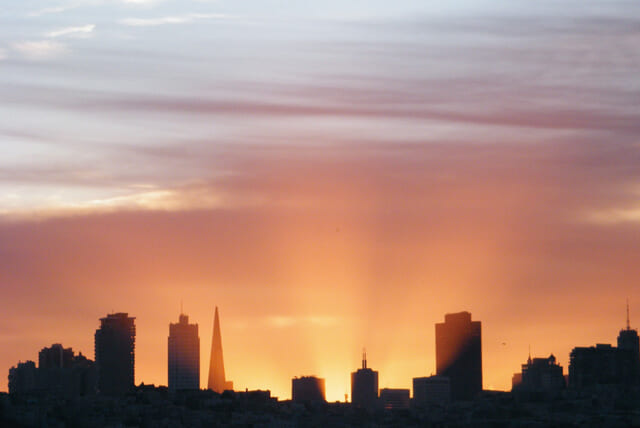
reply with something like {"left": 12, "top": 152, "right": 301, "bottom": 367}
{"left": 585, "top": 207, "right": 640, "bottom": 224}
{"left": 118, "top": 13, "right": 229, "bottom": 26}
{"left": 0, "top": 48, "right": 6, "bottom": 60}
{"left": 46, "top": 24, "right": 95, "bottom": 39}
{"left": 28, "top": 6, "right": 69, "bottom": 17}
{"left": 12, "top": 40, "right": 68, "bottom": 60}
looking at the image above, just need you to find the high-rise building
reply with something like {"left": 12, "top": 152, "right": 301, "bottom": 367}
{"left": 413, "top": 375, "right": 451, "bottom": 407}
{"left": 37, "top": 344, "right": 97, "bottom": 396}
{"left": 292, "top": 376, "right": 326, "bottom": 403}
{"left": 207, "top": 307, "right": 233, "bottom": 392}
{"left": 39, "top": 344, "right": 74, "bottom": 369}
{"left": 351, "top": 350, "right": 378, "bottom": 409}
{"left": 8, "top": 361, "right": 37, "bottom": 395}
{"left": 617, "top": 301, "right": 640, "bottom": 382}
{"left": 512, "top": 354, "right": 565, "bottom": 398}
{"left": 569, "top": 305, "right": 640, "bottom": 389}
{"left": 94, "top": 313, "right": 136, "bottom": 395}
{"left": 168, "top": 313, "right": 200, "bottom": 392}
{"left": 435, "top": 311, "right": 482, "bottom": 401}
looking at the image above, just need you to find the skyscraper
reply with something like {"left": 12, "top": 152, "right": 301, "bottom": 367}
{"left": 617, "top": 302, "right": 640, "bottom": 384}
{"left": 435, "top": 311, "right": 482, "bottom": 401}
{"left": 292, "top": 376, "right": 326, "bottom": 403}
{"left": 351, "top": 350, "right": 378, "bottom": 409}
{"left": 168, "top": 313, "right": 200, "bottom": 392}
{"left": 94, "top": 313, "right": 136, "bottom": 395}
{"left": 39, "top": 344, "right": 73, "bottom": 369}
{"left": 207, "top": 306, "right": 232, "bottom": 392}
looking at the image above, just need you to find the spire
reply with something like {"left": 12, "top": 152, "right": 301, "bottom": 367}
{"left": 528, "top": 345, "right": 532, "bottom": 364}
{"left": 362, "top": 348, "right": 367, "bottom": 369}
{"left": 627, "top": 299, "right": 631, "bottom": 330}
{"left": 208, "top": 306, "right": 227, "bottom": 393}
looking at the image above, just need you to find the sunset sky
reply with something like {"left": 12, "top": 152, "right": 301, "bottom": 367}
{"left": 1, "top": 0, "right": 640, "bottom": 400}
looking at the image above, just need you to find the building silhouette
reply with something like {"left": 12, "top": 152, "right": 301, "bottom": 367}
{"left": 351, "top": 350, "right": 378, "bottom": 409}
{"left": 39, "top": 344, "right": 73, "bottom": 369}
{"left": 9, "top": 345, "right": 97, "bottom": 397}
{"left": 207, "top": 306, "right": 233, "bottom": 392}
{"left": 569, "top": 305, "right": 640, "bottom": 389}
{"left": 8, "top": 361, "right": 37, "bottom": 395}
{"left": 37, "top": 344, "right": 97, "bottom": 396}
{"left": 512, "top": 354, "right": 564, "bottom": 398}
{"left": 617, "top": 301, "right": 640, "bottom": 382}
{"left": 292, "top": 376, "right": 326, "bottom": 403}
{"left": 168, "top": 313, "right": 200, "bottom": 392}
{"left": 435, "top": 311, "right": 482, "bottom": 401}
{"left": 94, "top": 313, "right": 136, "bottom": 395}
{"left": 379, "top": 388, "right": 410, "bottom": 410}
{"left": 413, "top": 375, "right": 450, "bottom": 407}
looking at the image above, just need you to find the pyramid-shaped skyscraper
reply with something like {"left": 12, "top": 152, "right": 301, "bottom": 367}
{"left": 207, "top": 306, "right": 232, "bottom": 392}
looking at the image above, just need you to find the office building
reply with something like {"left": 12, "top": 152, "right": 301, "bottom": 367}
{"left": 351, "top": 350, "right": 378, "bottom": 409}
{"left": 94, "top": 313, "right": 136, "bottom": 395}
{"left": 435, "top": 311, "right": 482, "bottom": 400}
{"left": 617, "top": 302, "right": 640, "bottom": 382}
{"left": 168, "top": 313, "right": 200, "bottom": 392}
{"left": 39, "top": 344, "right": 74, "bottom": 369}
{"left": 207, "top": 306, "right": 233, "bottom": 392}
{"left": 413, "top": 375, "right": 450, "bottom": 407}
{"left": 292, "top": 376, "right": 326, "bottom": 403}
{"left": 8, "top": 361, "right": 37, "bottom": 395}
{"left": 379, "top": 388, "right": 410, "bottom": 410}
{"left": 512, "top": 354, "right": 564, "bottom": 398}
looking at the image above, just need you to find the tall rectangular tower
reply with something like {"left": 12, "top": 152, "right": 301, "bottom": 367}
{"left": 94, "top": 313, "right": 136, "bottom": 395}
{"left": 351, "top": 350, "right": 378, "bottom": 409}
{"left": 168, "top": 313, "right": 200, "bottom": 392}
{"left": 435, "top": 311, "right": 482, "bottom": 400}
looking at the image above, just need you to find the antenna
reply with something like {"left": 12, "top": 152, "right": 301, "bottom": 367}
{"left": 627, "top": 299, "right": 631, "bottom": 330}
{"left": 180, "top": 299, "right": 184, "bottom": 315}
{"left": 362, "top": 348, "right": 367, "bottom": 369}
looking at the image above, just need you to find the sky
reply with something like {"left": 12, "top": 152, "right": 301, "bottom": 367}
{"left": 1, "top": 0, "right": 640, "bottom": 400}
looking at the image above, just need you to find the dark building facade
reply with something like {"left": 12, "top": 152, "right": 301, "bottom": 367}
{"left": 37, "top": 344, "right": 97, "bottom": 396}
{"left": 512, "top": 354, "right": 565, "bottom": 398}
{"left": 379, "top": 388, "right": 410, "bottom": 410}
{"left": 39, "top": 344, "right": 74, "bottom": 369}
{"left": 8, "top": 361, "right": 37, "bottom": 395}
{"left": 292, "top": 376, "right": 326, "bottom": 403}
{"left": 9, "top": 345, "right": 97, "bottom": 397}
{"left": 617, "top": 307, "right": 640, "bottom": 383}
{"left": 569, "top": 344, "right": 637, "bottom": 388}
{"left": 168, "top": 313, "right": 200, "bottom": 392}
{"left": 94, "top": 313, "right": 136, "bottom": 395}
{"left": 435, "top": 311, "right": 482, "bottom": 401}
{"left": 351, "top": 351, "right": 378, "bottom": 409}
{"left": 413, "top": 375, "right": 451, "bottom": 407}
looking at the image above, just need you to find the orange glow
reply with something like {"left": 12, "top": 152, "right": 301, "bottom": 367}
{"left": 1, "top": 146, "right": 638, "bottom": 400}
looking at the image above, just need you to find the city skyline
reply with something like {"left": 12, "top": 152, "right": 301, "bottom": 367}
{"left": 1, "top": 0, "right": 640, "bottom": 404}
{"left": 5, "top": 305, "right": 638, "bottom": 402}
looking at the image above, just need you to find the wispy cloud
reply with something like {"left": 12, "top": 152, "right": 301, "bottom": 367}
{"left": 28, "top": 6, "right": 69, "bottom": 17}
{"left": 119, "top": 13, "right": 229, "bottom": 27}
{"left": 12, "top": 40, "right": 68, "bottom": 60}
{"left": 585, "top": 207, "right": 640, "bottom": 224}
{"left": 46, "top": 24, "right": 95, "bottom": 38}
